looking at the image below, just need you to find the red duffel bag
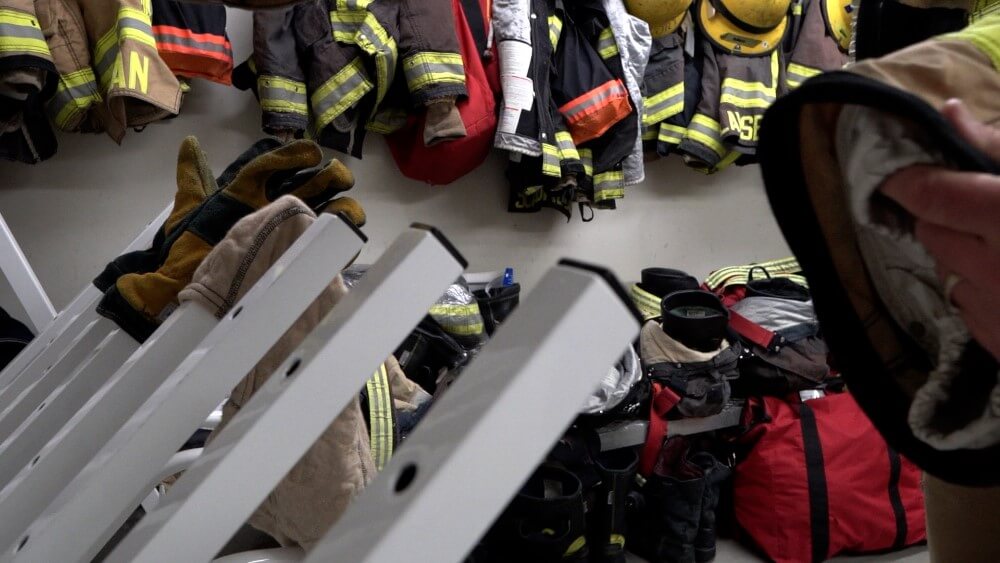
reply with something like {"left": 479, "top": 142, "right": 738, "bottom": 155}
{"left": 734, "top": 392, "right": 926, "bottom": 562}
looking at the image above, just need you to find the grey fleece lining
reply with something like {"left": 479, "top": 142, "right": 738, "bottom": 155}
{"left": 836, "top": 104, "right": 1000, "bottom": 450}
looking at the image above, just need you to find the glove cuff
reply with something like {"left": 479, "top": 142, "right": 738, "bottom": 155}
{"left": 96, "top": 285, "right": 161, "bottom": 343}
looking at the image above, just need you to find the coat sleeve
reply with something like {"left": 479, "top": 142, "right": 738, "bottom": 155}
{"left": 677, "top": 38, "right": 728, "bottom": 169}
{"left": 782, "top": 0, "right": 848, "bottom": 93}
{"left": 398, "top": 0, "right": 468, "bottom": 105}
{"left": 252, "top": 5, "right": 310, "bottom": 136}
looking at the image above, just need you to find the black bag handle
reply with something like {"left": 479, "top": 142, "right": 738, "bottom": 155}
{"left": 459, "top": 0, "right": 491, "bottom": 60}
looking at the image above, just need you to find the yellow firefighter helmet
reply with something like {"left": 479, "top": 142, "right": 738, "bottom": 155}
{"left": 697, "top": 0, "right": 790, "bottom": 55}
{"left": 824, "top": 0, "right": 854, "bottom": 52}
{"left": 625, "top": 0, "right": 694, "bottom": 36}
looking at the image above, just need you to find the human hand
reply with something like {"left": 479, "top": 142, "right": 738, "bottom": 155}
{"left": 880, "top": 99, "right": 1000, "bottom": 360}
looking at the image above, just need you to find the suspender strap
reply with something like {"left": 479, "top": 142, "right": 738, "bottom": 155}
{"left": 798, "top": 401, "right": 830, "bottom": 563}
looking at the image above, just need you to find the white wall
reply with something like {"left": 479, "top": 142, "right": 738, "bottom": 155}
{"left": 0, "top": 9, "right": 789, "bottom": 315}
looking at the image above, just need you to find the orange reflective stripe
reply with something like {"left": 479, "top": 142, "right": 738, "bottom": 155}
{"left": 153, "top": 25, "right": 233, "bottom": 83}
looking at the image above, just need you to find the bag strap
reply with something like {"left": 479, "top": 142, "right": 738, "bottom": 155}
{"left": 798, "top": 401, "right": 830, "bottom": 563}
{"left": 887, "top": 446, "right": 908, "bottom": 550}
{"left": 729, "top": 309, "right": 783, "bottom": 352}
{"left": 459, "top": 0, "right": 490, "bottom": 59}
{"left": 639, "top": 382, "right": 682, "bottom": 476}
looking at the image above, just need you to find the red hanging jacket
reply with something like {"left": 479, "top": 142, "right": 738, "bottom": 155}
{"left": 385, "top": 0, "right": 499, "bottom": 185}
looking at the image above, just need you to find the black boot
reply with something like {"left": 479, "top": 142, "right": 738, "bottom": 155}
{"left": 486, "top": 465, "right": 590, "bottom": 562}
{"left": 588, "top": 449, "right": 639, "bottom": 563}
{"left": 474, "top": 283, "right": 520, "bottom": 336}
{"left": 691, "top": 452, "right": 731, "bottom": 563}
{"left": 629, "top": 438, "right": 706, "bottom": 563}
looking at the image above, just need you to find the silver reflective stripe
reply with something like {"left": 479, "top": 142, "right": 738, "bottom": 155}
{"left": 119, "top": 16, "right": 153, "bottom": 36}
{"left": 154, "top": 34, "right": 231, "bottom": 55}
{"left": 644, "top": 91, "right": 683, "bottom": 124}
{"left": 331, "top": 19, "right": 362, "bottom": 38}
{"left": 95, "top": 47, "right": 118, "bottom": 84}
{"left": 52, "top": 80, "right": 98, "bottom": 107}
{"left": 720, "top": 86, "right": 775, "bottom": 103}
{"left": 658, "top": 123, "right": 685, "bottom": 144}
{"left": 313, "top": 68, "right": 369, "bottom": 123}
{"left": 404, "top": 61, "right": 465, "bottom": 86}
{"left": 563, "top": 80, "right": 627, "bottom": 120}
{"left": 0, "top": 21, "right": 44, "bottom": 40}
{"left": 598, "top": 28, "right": 618, "bottom": 57}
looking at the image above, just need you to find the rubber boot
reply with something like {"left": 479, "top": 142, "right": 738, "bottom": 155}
{"left": 588, "top": 449, "right": 639, "bottom": 563}
{"left": 474, "top": 283, "right": 520, "bottom": 336}
{"left": 691, "top": 452, "right": 731, "bottom": 563}
{"left": 486, "top": 465, "right": 590, "bottom": 562}
{"left": 630, "top": 438, "right": 705, "bottom": 563}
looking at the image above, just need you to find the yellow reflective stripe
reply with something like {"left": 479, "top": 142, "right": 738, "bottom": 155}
{"left": 429, "top": 303, "right": 485, "bottom": 336}
{"left": 658, "top": 122, "right": 685, "bottom": 144}
{"left": 579, "top": 148, "right": 594, "bottom": 177}
{"left": 313, "top": 57, "right": 373, "bottom": 129}
{"left": 610, "top": 534, "right": 626, "bottom": 548}
{"left": 542, "top": 143, "right": 561, "bottom": 176}
{"left": 548, "top": 15, "right": 563, "bottom": 49}
{"left": 631, "top": 284, "right": 662, "bottom": 320}
{"left": 336, "top": 0, "right": 372, "bottom": 8}
{"left": 63, "top": 67, "right": 96, "bottom": 89}
{"left": 643, "top": 82, "right": 684, "bottom": 125}
{"left": 942, "top": 13, "right": 1000, "bottom": 68}
{"left": 0, "top": 8, "right": 40, "bottom": 25}
{"left": 973, "top": 0, "right": 1000, "bottom": 20}
{"left": 555, "top": 130, "right": 579, "bottom": 161}
{"left": 403, "top": 51, "right": 465, "bottom": 92}
{"left": 720, "top": 93, "right": 771, "bottom": 109}
{"left": 787, "top": 63, "right": 823, "bottom": 86}
{"left": 330, "top": 10, "right": 366, "bottom": 42}
{"left": 642, "top": 126, "right": 657, "bottom": 141}
{"left": 686, "top": 114, "right": 726, "bottom": 157}
{"left": 0, "top": 36, "right": 48, "bottom": 55}
{"left": 355, "top": 11, "right": 397, "bottom": 105}
{"left": 259, "top": 74, "right": 308, "bottom": 115}
{"left": 704, "top": 258, "right": 804, "bottom": 287}
{"left": 721, "top": 51, "right": 779, "bottom": 107}
{"left": 793, "top": 1, "right": 803, "bottom": 15}
{"left": 564, "top": 536, "right": 587, "bottom": 557}
{"left": 704, "top": 257, "right": 802, "bottom": 285}
{"left": 598, "top": 27, "right": 619, "bottom": 59}
{"left": 430, "top": 303, "right": 480, "bottom": 317}
{"left": 594, "top": 170, "right": 624, "bottom": 201}
{"left": 0, "top": 9, "right": 50, "bottom": 56}
{"left": 94, "top": 30, "right": 118, "bottom": 86}
{"left": 118, "top": 7, "right": 156, "bottom": 48}
{"left": 365, "top": 364, "right": 393, "bottom": 471}
{"left": 49, "top": 67, "right": 101, "bottom": 128}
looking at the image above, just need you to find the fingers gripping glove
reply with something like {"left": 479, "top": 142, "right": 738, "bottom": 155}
{"left": 97, "top": 136, "right": 357, "bottom": 342}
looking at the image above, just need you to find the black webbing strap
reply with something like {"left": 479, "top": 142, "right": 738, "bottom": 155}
{"left": 887, "top": 446, "right": 908, "bottom": 550}
{"left": 798, "top": 402, "right": 830, "bottom": 563}
{"left": 459, "top": 0, "right": 490, "bottom": 59}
